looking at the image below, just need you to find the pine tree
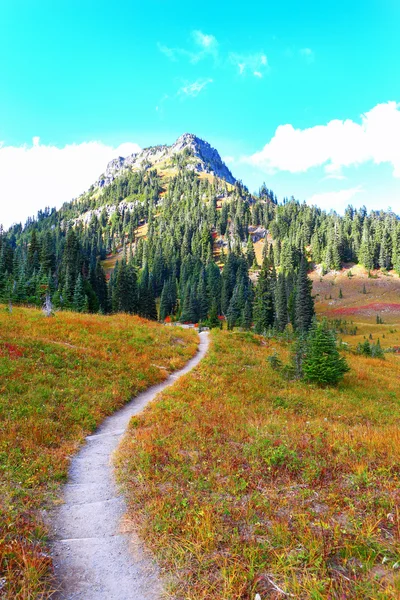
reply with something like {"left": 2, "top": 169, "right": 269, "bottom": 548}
{"left": 208, "top": 299, "right": 220, "bottom": 328}
{"left": 294, "top": 256, "right": 314, "bottom": 334}
{"left": 246, "top": 235, "right": 256, "bottom": 268}
{"left": 94, "top": 261, "right": 109, "bottom": 313}
{"left": 159, "top": 280, "right": 171, "bottom": 321}
{"left": 325, "top": 223, "right": 341, "bottom": 271}
{"left": 221, "top": 252, "right": 238, "bottom": 315}
{"left": 138, "top": 267, "right": 158, "bottom": 320}
{"left": 40, "top": 231, "right": 55, "bottom": 274}
{"left": 206, "top": 261, "right": 222, "bottom": 314}
{"left": 280, "top": 240, "right": 293, "bottom": 274}
{"left": 180, "top": 283, "right": 198, "bottom": 323}
{"left": 242, "top": 299, "right": 252, "bottom": 330}
{"left": 253, "top": 254, "right": 276, "bottom": 333}
{"left": 27, "top": 230, "right": 41, "bottom": 275}
{"left": 73, "top": 274, "right": 88, "bottom": 313}
{"left": 359, "top": 221, "right": 374, "bottom": 270}
{"left": 145, "top": 284, "right": 158, "bottom": 320}
{"left": 198, "top": 271, "right": 209, "bottom": 322}
{"left": 275, "top": 272, "right": 288, "bottom": 332}
{"left": 115, "top": 259, "right": 137, "bottom": 313}
{"left": 302, "top": 320, "right": 350, "bottom": 385}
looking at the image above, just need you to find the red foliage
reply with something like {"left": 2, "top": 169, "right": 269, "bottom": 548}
{"left": 0, "top": 343, "right": 24, "bottom": 359}
{"left": 164, "top": 315, "right": 172, "bottom": 323}
{"left": 331, "top": 302, "right": 400, "bottom": 316}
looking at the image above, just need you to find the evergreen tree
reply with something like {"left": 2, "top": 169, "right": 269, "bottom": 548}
{"left": 27, "top": 229, "right": 41, "bottom": 275}
{"left": 138, "top": 266, "right": 158, "bottom": 320}
{"left": 359, "top": 221, "right": 374, "bottom": 270}
{"left": 198, "top": 271, "right": 209, "bottom": 322}
{"left": 275, "top": 272, "right": 288, "bottom": 332}
{"left": 208, "top": 299, "right": 221, "bottom": 328}
{"left": 294, "top": 256, "right": 314, "bottom": 334}
{"left": 242, "top": 299, "right": 252, "bottom": 330}
{"left": 73, "top": 274, "right": 88, "bottom": 312}
{"left": 253, "top": 254, "right": 276, "bottom": 333}
{"left": 159, "top": 280, "right": 171, "bottom": 320}
{"left": 302, "top": 320, "right": 350, "bottom": 385}
{"left": 246, "top": 235, "right": 256, "bottom": 268}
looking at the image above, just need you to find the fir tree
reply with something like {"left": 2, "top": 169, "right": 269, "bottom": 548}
{"left": 73, "top": 274, "right": 88, "bottom": 313}
{"left": 198, "top": 271, "right": 209, "bottom": 322}
{"left": 253, "top": 254, "right": 276, "bottom": 333}
{"left": 246, "top": 235, "right": 256, "bottom": 268}
{"left": 294, "top": 256, "right": 314, "bottom": 334}
{"left": 275, "top": 272, "right": 288, "bottom": 332}
{"left": 302, "top": 320, "right": 350, "bottom": 385}
{"left": 242, "top": 299, "right": 252, "bottom": 330}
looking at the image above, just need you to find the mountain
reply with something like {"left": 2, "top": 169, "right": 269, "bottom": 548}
{"left": 95, "top": 133, "right": 236, "bottom": 189}
{"left": 3, "top": 128, "right": 400, "bottom": 337}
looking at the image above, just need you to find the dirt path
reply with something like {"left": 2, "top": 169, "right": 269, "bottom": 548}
{"left": 50, "top": 331, "right": 210, "bottom": 599}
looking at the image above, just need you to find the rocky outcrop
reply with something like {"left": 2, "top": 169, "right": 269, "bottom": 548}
{"left": 96, "top": 133, "right": 236, "bottom": 188}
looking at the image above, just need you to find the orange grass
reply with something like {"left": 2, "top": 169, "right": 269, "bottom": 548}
{"left": 116, "top": 327, "right": 400, "bottom": 599}
{"left": 0, "top": 305, "right": 198, "bottom": 599}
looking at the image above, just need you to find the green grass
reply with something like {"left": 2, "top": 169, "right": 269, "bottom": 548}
{"left": 116, "top": 329, "right": 400, "bottom": 599}
{"left": 0, "top": 305, "right": 198, "bottom": 599}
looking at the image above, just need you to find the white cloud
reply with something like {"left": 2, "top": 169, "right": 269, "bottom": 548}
{"left": 157, "top": 43, "right": 177, "bottom": 61}
{"left": 300, "top": 47, "right": 314, "bottom": 63}
{"left": 307, "top": 186, "right": 363, "bottom": 211}
{"left": 192, "top": 30, "right": 217, "bottom": 50}
{"left": 179, "top": 78, "right": 213, "bottom": 97}
{"left": 158, "top": 31, "right": 218, "bottom": 64}
{"left": 0, "top": 138, "right": 141, "bottom": 229}
{"left": 223, "top": 155, "right": 235, "bottom": 164}
{"left": 246, "top": 102, "right": 400, "bottom": 177}
{"left": 230, "top": 52, "right": 269, "bottom": 77}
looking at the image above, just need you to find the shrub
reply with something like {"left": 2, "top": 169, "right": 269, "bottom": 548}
{"left": 267, "top": 351, "right": 282, "bottom": 371}
{"left": 356, "top": 339, "right": 385, "bottom": 359}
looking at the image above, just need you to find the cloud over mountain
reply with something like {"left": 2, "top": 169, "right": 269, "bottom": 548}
{"left": 0, "top": 138, "right": 141, "bottom": 229}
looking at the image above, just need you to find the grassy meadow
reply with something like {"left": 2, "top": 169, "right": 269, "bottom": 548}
{"left": 0, "top": 306, "right": 198, "bottom": 598}
{"left": 116, "top": 272, "right": 400, "bottom": 599}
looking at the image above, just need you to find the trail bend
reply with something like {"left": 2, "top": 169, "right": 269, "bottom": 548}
{"left": 51, "top": 330, "right": 210, "bottom": 600}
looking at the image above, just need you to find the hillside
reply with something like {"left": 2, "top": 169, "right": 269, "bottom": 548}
{"left": 0, "top": 306, "right": 198, "bottom": 598}
{"left": 0, "top": 132, "right": 399, "bottom": 334}
{"left": 2, "top": 133, "right": 400, "bottom": 599}
{"left": 116, "top": 314, "right": 400, "bottom": 599}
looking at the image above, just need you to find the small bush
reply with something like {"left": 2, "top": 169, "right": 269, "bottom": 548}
{"left": 356, "top": 339, "right": 385, "bottom": 359}
{"left": 267, "top": 351, "right": 282, "bottom": 371}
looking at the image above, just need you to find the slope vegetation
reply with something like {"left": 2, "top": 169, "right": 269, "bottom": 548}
{"left": 116, "top": 324, "right": 400, "bottom": 599}
{"left": 0, "top": 306, "right": 198, "bottom": 598}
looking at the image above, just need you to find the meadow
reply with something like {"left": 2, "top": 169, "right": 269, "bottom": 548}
{"left": 116, "top": 271, "right": 400, "bottom": 599}
{"left": 0, "top": 306, "right": 198, "bottom": 598}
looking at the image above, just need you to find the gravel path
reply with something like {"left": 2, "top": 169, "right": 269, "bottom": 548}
{"left": 50, "top": 331, "right": 209, "bottom": 599}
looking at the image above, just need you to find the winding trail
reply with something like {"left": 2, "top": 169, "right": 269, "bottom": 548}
{"left": 51, "top": 331, "right": 209, "bottom": 600}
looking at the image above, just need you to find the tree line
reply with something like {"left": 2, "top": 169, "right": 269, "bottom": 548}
{"left": 0, "top": 157, "right": 399, "bottom": 332}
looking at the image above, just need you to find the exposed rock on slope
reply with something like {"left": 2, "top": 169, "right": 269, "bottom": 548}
{"left": 96, "top": 133, "right": 236, "bottom": 188}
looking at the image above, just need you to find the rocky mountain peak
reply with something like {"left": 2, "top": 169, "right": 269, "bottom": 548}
{"left": 96, "top": 133, "right": 236, "bottom": 188}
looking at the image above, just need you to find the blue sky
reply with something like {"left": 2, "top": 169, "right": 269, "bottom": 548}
{"left": 1, "top": 0, "right": 400, "bottom": 227}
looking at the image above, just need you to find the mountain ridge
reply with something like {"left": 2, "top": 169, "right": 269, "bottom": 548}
{"left": 95, "top": 133, "right": 236, "bottom": 189}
